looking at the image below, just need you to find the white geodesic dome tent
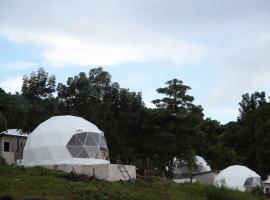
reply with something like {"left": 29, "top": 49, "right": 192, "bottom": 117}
{"left": 214, "top": 165, "right": 262, "bottom": 191}
{"left": 23, "top": 115, "right": 110, "bottom": 166}
{"left": 195, "top": 156, "right": 211, "bottom": 172}
{"left": 173, "top": 155, "right": 211, "bottom": 179}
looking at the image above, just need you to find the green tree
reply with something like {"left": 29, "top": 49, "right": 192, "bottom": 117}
{"left": 22, "top": 68, "right": 56, "bottom": 100}
{"left": 0, "top": 88, "right": 9, "bottom": 131}
{"left": 21, "top": 68, "right": 57, "bottom": 132}
{"left": 150, "top": 79, "right": 203, "bottom": 178}
{"left": 57, "top": 67, "right": 145, "bottom": 163}
{"left": 238, "top": 92, "right": 267, "bottom": 171}
{"left": 152, "top": 79, "right": 194, "bottom": 112}
{"left": 239, "top": 92, "right": 266, "bottom": 120}
{"left": 206, "top": 144, "right": 243, "bottom": 170}
{"left": 220, "top": 91, "right": 270, "bottom": 177}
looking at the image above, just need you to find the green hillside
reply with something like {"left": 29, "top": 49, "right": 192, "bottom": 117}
{"left": 0, "top": 164, "right": 265, "bottom": 200}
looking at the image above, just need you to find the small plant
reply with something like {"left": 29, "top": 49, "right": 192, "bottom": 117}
{"left": 205, "top": 186, "right": 226, "bottom": 200}
{"left": 250, "top": 186, "right": 264, "bottom": 196}
{"left": 0, "top": 157, "right": 6, "bottom": 165}
{"left": 220, "top": 177, "right": 227, "bottom": 188}
{"left": 0, "top": 196, "right": 14, "bottom": 200}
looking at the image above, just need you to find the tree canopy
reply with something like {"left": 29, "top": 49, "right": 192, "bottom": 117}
{"left": 1, "top": 67, "right": 270, "bottom": 178}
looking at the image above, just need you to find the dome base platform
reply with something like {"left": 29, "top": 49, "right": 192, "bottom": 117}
{"left": 44, "top": 163, "right": 136, "bottom": 181}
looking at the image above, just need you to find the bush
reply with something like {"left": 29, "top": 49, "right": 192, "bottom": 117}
{"left": 0, "top": 196, "right": 14, "bottom": 200}
{"left": 205, "top": 186, "right": 230, "bottom": 200}
{"left": 204, "top": 185, "right": 251, "bottom": 200}
{"left": 251, "top": 186, "right": 264, "bottom": 196}
{"left": 0, "top": 157, "right": 6, "bottom": 165}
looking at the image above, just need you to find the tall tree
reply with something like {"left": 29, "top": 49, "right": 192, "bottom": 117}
{"left": 57, "top": 67, "right": 145, "bottom": 163}
{"left": 22, "top": 68, "right": 56, "bottom": 100}
{"left": 21, "top": 68, "right": 57, "bottom": 132}
{"left": 150, "top": 79, "right": 203, "bottom": 178}
{"left": 238, "top": 92, "right": 267, "bottom": 171}
{"left": 152, "top": 79, "right": 194, "bottom": 112}
{"left": 0, "top": 88, "right": 9, "bottom": 131}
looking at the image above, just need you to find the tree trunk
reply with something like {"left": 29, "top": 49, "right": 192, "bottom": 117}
{"left": 190, "top": 171, "right": 193, "bottom": 184}
{"left": 4, "top": 114, "right": 7, "bottom": 132}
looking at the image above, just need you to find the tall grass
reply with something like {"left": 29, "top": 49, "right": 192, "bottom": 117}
{"left": 0, "top": 164, "right": 266, "bottom": 200}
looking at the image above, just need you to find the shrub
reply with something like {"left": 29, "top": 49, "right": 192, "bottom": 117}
{"left": 0, "top": 157, "right": 6, "bottom": 165}
{"left": 250, "top": 186, "right": 264, "bottom": 196}
{"left": 205, "top": 185, "right": 243, "bottom": 200}
{"left": 0, "top": 196, "right": 14, "bottom": 200}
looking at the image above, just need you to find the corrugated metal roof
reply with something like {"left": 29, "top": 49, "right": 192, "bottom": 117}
{"left": 0, "top": 129, "right": 28, "bottom": 137}
{"left": 263, "top": 176, "right": 270, "bottom": 184}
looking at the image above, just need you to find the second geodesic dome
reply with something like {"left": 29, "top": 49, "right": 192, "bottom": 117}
{"left": 214, "top": 165, "right": 262, "bottom": 191}
{"left": 23, "top": 115, "right": 110, "bottom": 166}
{"left": 195, "top": 156, "right": 211, "bottom": 172}
{"left": 173, "top": 156, "right": 211, "bottom": 179}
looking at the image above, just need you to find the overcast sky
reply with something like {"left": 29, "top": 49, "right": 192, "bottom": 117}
{"left": 1, "top": 0, "right": 270, "bottom": 123}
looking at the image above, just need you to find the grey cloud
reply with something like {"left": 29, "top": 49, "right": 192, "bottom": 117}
{"left": 1, "top": 0, "right": 270, "bottom": 122}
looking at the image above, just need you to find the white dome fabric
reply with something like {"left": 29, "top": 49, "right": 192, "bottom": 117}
{"left": 195, "top": 156, "right": 211, "bottom": 172}
{"left": 173, "top": 155, "right": 211, "bottom": 179}
{"left": 214, "top": 165, "right": 262, "bottom": 191}
{"left": 23, "top": 115, "right": 110, "bottom": 166}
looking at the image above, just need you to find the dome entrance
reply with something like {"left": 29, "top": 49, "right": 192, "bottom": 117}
{"left": 66, "top": 132, "right": 109, "bottom": 160}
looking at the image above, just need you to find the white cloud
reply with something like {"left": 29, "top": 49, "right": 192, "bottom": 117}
{"left": 0, "top": 28, "right": 206, "bottom": 67}
{"left": 0, "top": 61, "right": 37, "bottom": 70}
{"left": 142, "top": 89, "right": 164, "bottom": 109}
{"left": 0, "top": 1, "right": 209, "bottom": 67}
{"left": 199, "top": 34, "right": 270, "bottom": 123}
{"left": 0, "top": 75, "right": 23, "bottom": 93}
{"left": 207, "top": 35, "right": 270, "bottom": 107}
{"left": 204, "top": 107, "right": 239, "bottom": 123}
{"left": 0, "top": 0, "right": 270, "bottom": 123}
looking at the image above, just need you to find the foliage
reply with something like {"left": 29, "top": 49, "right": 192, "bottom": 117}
{"left": 19, "top": 68, "right": 58, "bottom": 132}
{"left": 204, "top": 185, "right": 262, "bottom": 200}
{"left": 150, "top": 78, "right": 204, "bottom": 177}
{"left": 0, "top": 157, "right": 6, "bottom": 165}
{"left": 2, "top": 67, "right": 270, "bottom": 178}
{"left": 222, "top": 93, "right": 270, "bottom": 178}
{"left": 22, "top": 68, "right": 56, "bottom": 100}
{"left": 152, "top": 79, "right": 194, "bottom": 111}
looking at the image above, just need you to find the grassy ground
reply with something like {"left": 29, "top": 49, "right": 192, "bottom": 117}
{"left": 0, "top": 164, "right": 266, "bottom": 200}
